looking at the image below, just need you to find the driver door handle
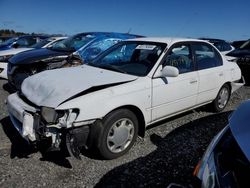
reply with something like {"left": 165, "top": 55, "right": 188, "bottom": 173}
{"left": 190, "top": 79, "right": 198, "bottom": 84}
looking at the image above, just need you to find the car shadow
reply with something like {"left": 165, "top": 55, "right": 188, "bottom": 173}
{"left": 2, "top": 82, "right": 15, "bottom": 94}
{"left": 0, "top": 116, "right": 72, "bottom": 168}
{"left": 95, "top": 111, "right": 232, "bottom": 187}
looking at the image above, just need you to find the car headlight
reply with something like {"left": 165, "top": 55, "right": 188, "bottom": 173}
{"left": 57, "top": 109, "right": 79, "bottom": 128}
{"left": 46, "top": 60, "right": 68, "bottom": 70}
{"left": 41, "top": 107, "right": 79, "bottom": 126}
{"left": 194, "top": 126, "right": 229, "bottom": 187}
{"left": 41, "top": 107, "right": 63, "bottom": 123}
{"left": 0, "top": 54, "right": 13, "bottom": 62}
{"left": 199, "top": 153, "right": 218, "bottom": 188}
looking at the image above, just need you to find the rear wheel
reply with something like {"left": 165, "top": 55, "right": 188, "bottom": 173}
{"left": 211, "top": 84, "right": 230, "bottom": 112}
{"left": 98, "top": 109, "right": 138, "bottom": 159}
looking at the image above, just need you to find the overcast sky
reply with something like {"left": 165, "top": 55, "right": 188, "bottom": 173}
{"left": 0, "top": 0, "right": 249, "bottom": 41}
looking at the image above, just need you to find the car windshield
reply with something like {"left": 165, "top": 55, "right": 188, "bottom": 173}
{"left": 89, "top": 41, "right": 167, "bottom": 76}
{"left": 30, "top": 39, "right": 51, "bottom": 48}
{"left": 0, "top": 37, "right": 16, "bottom": 47}
{"left": 240, "top": 40, "right": 250, "bottom": 50}
{"left": 49, "top": 34, "right": 96, "bottom": 52}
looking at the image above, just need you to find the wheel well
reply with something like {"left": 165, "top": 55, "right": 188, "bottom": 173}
{"left": 109, "top": 105, "right": 146, "bottom": 137}
{"left": 224, "top": 82, "right": 232, "bottom": 94}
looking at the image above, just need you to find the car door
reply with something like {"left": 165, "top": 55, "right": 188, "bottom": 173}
{"left": 151, "top": 43, "right": 199, "bottom": 122}
{"left": 192, "top": 42, "right": 225, "bottom": 104}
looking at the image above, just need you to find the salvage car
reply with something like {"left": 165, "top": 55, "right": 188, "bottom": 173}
{"left": 0, "top": 35, "right": 48, "bottom": 51}
{"left": 7, "top": 37, "right": 243, "bottom": 159}
{"left": 7, "top": 32, "right": 139, "bottom": 90}
{"left": 0, "top": 37, "right": 66, "bottom": 79}
{"left": 194, "top": 100, "right": 250, "bottom": 187}
{"left": 227, "top": 39, "right": 250, "bottom": 85}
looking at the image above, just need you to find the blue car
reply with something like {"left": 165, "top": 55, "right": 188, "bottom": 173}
{"left": 7, "top": 32, "right": 141, "bottom": 90}
{"left": 194, "top": 100, "right": 250, "bottom": 187}
{"left": 0, "top": 35, "right": 48, "bottom": 51}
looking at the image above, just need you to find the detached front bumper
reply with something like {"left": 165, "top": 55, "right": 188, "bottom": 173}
{"left": 7, "top": 92, "right": 39, "bottom": 141}
{"left": 6, "top": 93, "right": 101, "bottom": 159}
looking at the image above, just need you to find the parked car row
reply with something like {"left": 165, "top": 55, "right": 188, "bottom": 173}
{"left": 1, "top": 32, "right": 140, "bottom": 89}
{"left": 1, "top": 31, "right": 248, "bottom": 187}
{"left": 0, "top": 36, "right": 66, "bottom": 79}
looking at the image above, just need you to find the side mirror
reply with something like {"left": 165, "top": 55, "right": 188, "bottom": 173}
{"left": 154, "top": 65, "right": 179, "bottom": 78}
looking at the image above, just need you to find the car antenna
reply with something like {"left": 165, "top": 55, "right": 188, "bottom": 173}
{"left": 127, "top": 28, "right": 132, "bottom": 34}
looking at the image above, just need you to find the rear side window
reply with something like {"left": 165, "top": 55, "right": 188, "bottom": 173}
{"left": 193, "top": 43, "right": 223, "bottom": 70}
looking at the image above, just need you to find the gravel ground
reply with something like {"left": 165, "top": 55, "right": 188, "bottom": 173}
{"left": 0, "top": 78, "right": 249, "bottom": 188}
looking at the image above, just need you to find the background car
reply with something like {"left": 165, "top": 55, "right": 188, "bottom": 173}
{"left": 7, "top": 37, "right": 243, "bottom": 160}
{"left": 0, "top": 37, "right": 67, "bottom": 79}
{"left": 194, "top": 100, "right": 250, "bottom": 187}
{"left": 227, "top": 39, "right": 250, "bottom": 85}
{"left": 231, "top": 39, "right": 248, "bottom": 49}
{"left": 0, "top": 36, "right": 12, "bottom": 44}
{"left": 0, "top": 35, "right": 48, "bottom": 51}
{"left": 7, "top": 32, "right": 140, "bottom": 90}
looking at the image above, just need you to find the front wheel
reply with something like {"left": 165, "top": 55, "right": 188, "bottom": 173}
{"left": 211, "top": 84, "right": 231, "bottom": 112}
{"left": 98, "top": 109, "right": 138, "bottom": 159}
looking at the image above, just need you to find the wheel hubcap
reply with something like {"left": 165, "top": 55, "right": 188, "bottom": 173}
{"left": 107, "top": 118, "right": 135, "bottom": 153}
{"left": 218, "top": 87, "right": 229, "bottom": 109}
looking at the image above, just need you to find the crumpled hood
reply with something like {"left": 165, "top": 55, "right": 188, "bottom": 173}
{"left": 9, "top": 48, "right": 70, "bottom": 65}
{"left": 21, "top": 65, "right": 138, "bottom": 108}
{"left": 229, "top": 100, "right": 250, "bottom": 161}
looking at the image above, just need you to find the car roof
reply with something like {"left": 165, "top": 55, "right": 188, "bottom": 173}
{"left": 73, "top": 32, "right": 142, "bottom": 38}
{"left": 199, "top": 38, "right": 228, "bottom": 43}
{"left": 127, "top": 37, "right": 208, "bottom": 45}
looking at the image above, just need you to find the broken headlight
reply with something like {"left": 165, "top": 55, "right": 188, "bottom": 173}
{"left": 46, "top": 60, "right": 68, "bottom": 70}
{"left": 58, "top": 109, "right": 79, "bottom": 128}
{"left": 41, "top": 107, "right": 64, "bottom": 123}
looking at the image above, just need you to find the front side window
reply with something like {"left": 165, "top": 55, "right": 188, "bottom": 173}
{"left": 89, "top": 41, "right": 167, "bottom": 76}
{"left": 193, "top": 43, "right": 223, "bottom": 70}
{"left": 163, "top": 44, "right": 193, "bottom": 74}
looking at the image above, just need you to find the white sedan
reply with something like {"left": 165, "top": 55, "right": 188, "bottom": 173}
{"left": 7, "top": 37, "right": 243, "bottom": 159}
{"left": 0, "top": 37, "right": 66, "bottom": 79}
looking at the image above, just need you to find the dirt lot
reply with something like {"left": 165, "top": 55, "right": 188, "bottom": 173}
{"left": 0, "top": 78, "right": 249, "bottom": 187}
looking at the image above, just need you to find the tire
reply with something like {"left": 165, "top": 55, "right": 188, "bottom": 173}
{"left": 98, "top": 109, "right": 138, "bottom": 159}
{"left": 211, "top": 84, "right": 230, "bottom": 112}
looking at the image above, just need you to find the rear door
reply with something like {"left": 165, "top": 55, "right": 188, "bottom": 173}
{"left": 192, "top": 42, "right": 225, "bottom": 104}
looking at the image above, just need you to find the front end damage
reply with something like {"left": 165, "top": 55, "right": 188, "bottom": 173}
{"left": 7, "top": 92, "right": 99, "bottom": 159}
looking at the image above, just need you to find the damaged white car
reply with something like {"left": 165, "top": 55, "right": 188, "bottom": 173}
{"left": 7, "top": 38, "right": 244, "bottom": 159}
